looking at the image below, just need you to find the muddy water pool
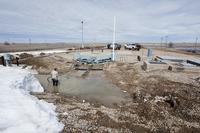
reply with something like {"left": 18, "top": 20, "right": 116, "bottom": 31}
{"left": 35, "top": 73, "right": 131, "bottom": 106}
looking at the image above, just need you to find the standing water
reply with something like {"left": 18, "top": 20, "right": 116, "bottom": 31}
{"left": 35, "top": 74, "right": 131, "bottom": 107}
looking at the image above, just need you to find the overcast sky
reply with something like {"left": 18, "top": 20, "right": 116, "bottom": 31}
{"left": 0, "top": 0, "right": 200, "bottom": 43}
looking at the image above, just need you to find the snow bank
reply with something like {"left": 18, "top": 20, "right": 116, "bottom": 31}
{"left": 0, "top": 49, "right": 67, "bottom": 57}
{"left": 0, "top": 66, "right": 64, "bottom": 133}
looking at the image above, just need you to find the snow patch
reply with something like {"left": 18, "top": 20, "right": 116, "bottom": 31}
{"left": 0, "top": 66, "right": 64, "bottom": 133}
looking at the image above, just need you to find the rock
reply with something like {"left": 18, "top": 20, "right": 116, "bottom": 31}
{"left": 62, "top": 112, "right": 68, "bottom": 116}
{"left": 168, "top": 66, "right": 173, "bottom": 71}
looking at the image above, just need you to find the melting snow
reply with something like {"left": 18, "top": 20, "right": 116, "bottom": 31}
{"left": 0, "top": 66, "right": 64, "bottom": 133}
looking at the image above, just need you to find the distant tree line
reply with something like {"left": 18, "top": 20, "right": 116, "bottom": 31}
{"left": 168, "top": 42, "right": 174, "bottom": 48}
{"left": 3, "top": 41, "right": 15, "bottom": 45}
{"left": 4, "top": 41, "right": 10, "bottom": 45}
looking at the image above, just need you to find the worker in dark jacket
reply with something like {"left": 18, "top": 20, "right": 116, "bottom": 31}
{"left": 16, "top": 57, "right": 19, "bottom": 66}
{"left": 1, "top": 56, "right": 5, "bottom": 66}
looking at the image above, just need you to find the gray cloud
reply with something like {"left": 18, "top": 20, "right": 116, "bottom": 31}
{"left": 0, "top": 0, "right": 199, "bottom": 42}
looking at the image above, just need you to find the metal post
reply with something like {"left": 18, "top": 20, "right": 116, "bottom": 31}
{"left": 112, "top": 16, "right": 116, "bottom": 61}
{"left": 81, "top": 21, "right": 84, "bottom": 48}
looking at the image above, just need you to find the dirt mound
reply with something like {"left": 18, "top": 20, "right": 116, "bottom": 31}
{"left": 19, "top": 53, "right": 34, "bottom": 59}
{"left": 21, "top": 55, "right": 73, "bottom": 74}
{"left": 103, "top": 62, "right": 200, "bottom": 132}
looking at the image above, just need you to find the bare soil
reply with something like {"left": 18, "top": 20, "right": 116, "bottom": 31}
{"left": 20, "top": 54, "right": 74, "bottom": 74}
{"left": 0, "top": 43, "right": 105, "bottom": 53}
{"left": 25, "top": 48, "right": 200, "bottom": 132}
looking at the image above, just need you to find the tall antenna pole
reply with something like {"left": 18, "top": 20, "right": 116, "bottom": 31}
{"left": 81, "top": 21, "right": 84, "bottom": 48}
{"left": 112, "top": 16, "right": 116, "bottom": 61}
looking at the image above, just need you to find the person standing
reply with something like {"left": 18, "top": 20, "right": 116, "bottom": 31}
{"left": 1, "top": 56, "right": 5, "bottom": 66}
{"left": 16, "top": 57, "right": 19, "bottom": 66}
{"left": 51, "top": 68, "right": 59, "bottom": 86}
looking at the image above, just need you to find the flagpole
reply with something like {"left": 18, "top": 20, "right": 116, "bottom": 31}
{"left": 112, "top": 16, "right": 116, "bottom": 61}
{"left": 81, "top": 21, "right": 84, "bottom": 48}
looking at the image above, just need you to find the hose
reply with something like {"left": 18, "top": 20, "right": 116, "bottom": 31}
{"left": 47, "top": 76, "right": 52, "bottom": 83}
{"left": 47, "top": 76, "right": 61, "bottom": 88}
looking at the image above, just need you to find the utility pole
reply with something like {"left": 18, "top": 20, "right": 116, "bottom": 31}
{"left": 29, "top": 38, "right": 31, "bottom": 45}
{"left": 160, "top": 37, "right": 163, "bottom": 55}
{"left": 81, "top": 21, "right": 84, "bottom": 48}
{"left": 195, "top": 37, "right": 198, "bottom": 52}
{"left": 160, "top": 37, "right": 163, "bottom": 49}
{"left": 112, "top": 16, "right": 116, "bottom": 61}
{"left": 165, "top": 36, "right": 168, "bottom": 47}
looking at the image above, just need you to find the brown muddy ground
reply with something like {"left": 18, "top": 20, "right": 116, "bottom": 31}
{"left": 24, "top": 48, "right": 200, "bottom": 132}
{"left": 32, "top": 62, "right": 200, "bottom": 132}
{"left": 0, "top": 43, "right": 105, "bottom": 53}
{"left": 34, "top": 80, "right": 200, "bottom": 132}
{"left": 20, "top": 54, "right": 74, "bottom": 74}
{"left": 0, "top": 43, "right": 71, "bottom": 52}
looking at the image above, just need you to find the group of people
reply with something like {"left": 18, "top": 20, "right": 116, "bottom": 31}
{"left": 1, "top": 53, "right": 58, "bottom": 89}
{"left": 1, "top": 53, "right": 58, "bottom": 88}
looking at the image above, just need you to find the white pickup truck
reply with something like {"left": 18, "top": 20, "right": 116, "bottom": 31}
{"left": 124, "top": 44, "right": 137, "bottom": 50}
{"left": 124, "top": 43, "right": 141, "bottom": 51}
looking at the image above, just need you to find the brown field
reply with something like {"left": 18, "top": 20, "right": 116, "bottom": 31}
{"left": 0, "top": 42, "right": 199, "bottom": 53}
{"left": 0, "top": 43, "right": 106, "bottom": 53}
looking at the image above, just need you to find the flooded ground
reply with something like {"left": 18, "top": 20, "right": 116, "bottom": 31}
{"left": 34, "top": 62, "right": 200, "bottom": 132}
{"left": 35, "top": 72, "right": 131, "bottom": 107}
{"left": 26, "top": 48, "right": 200, "bottom": 132}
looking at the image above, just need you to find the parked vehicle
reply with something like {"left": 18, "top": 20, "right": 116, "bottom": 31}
{"left": 135, "top": 43, "right": 141, "bottom": 51}
{"left": 107, "top": 43, "right": 121, "bottom": 50}
{"left": 124, "top": 43, "right": 141, "bottom": 51}
{"left": 124, "top": 44, "right": 137, "bottom": 50}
